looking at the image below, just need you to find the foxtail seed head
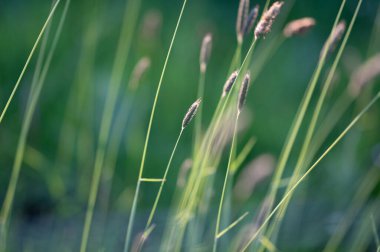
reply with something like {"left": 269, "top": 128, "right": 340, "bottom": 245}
{"left": 283, "top": 17, "right": 316, "bottom": 37}
{"left": 129, "top": 57, "right": 151, "bottom": 90}
{"left": 254, "top": 1, "right": 284, "bottom": 40}
{"left": 222, "top": 71, "right": 239, "bottom": 98}
{"left": 238, "top": 73, "right": 251, "bottom": 113}
{"left": 349, "top": 54, "right": 380, "bottom": 97}
{"left": 243, "top": 5, "right": 260, "bottom": 38}
{"left": 320, "top": 20, "right": 346, "bottom": 59}
{"left": 182, "top": 98, "right": 202, "bottom": 129}
{"left": 236, "top": 0, "right": 249, "bottom": 43}
{"left": 200, "top": 33, "right": 213, "bottom": 73}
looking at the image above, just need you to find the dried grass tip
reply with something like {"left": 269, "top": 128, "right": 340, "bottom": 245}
{"left": 283, "top": 17, "right": 316, "bottom": 37}
{"left": 182, "top": 98, "right": 202, "bottom": 129}
{"left": 254, "top": 1, "right": 284, "bottom": 40}
{"left": 129, "top": 57, "right": 151, "bottom": 90}
{"left": 238, "top": 73, "right": 251, "bottom": 112}
{"left": 222, "top": 71, "right": 239, "bottom": 98}
{"left": 200, "top": 33, "right": 213, "bottom": 72}
{"left": 349, "top": 53, "right": 380, "bottom": 97}
{"left": 320, "top": 20, "right": 346, "bottom": 59}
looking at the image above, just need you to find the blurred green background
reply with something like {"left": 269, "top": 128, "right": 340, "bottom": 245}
{"left": 0, "top": 0, "right": 380, "bottom": 251}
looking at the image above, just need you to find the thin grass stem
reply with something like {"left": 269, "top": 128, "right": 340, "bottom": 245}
{"left": 0, "top": 0, "right": 62, "bottom": 124}
{"left": 194, "top": 72, "right": 206, "bottom": 151}
{"left": 217, "top": 212, "right": 249, "bottom": 239}
{"left": 145, "top": 129, "right": 184, "bottom": 229}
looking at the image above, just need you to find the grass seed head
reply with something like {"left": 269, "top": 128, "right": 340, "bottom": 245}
{"left": 320, "top": 20, "right": 346, "bottom": 59}
{"left": 233, "top": 154, "right": 275, "bottom": 202}
{"left": 129, "top": 57, "right": 151, "bottom": 90}
{"left": 243, "top": 5, "right": 260, "bottom": 37}
{"left": 182, "top": 98, "right": 202, "bottom": 129}
{"left": 349, "top": 53, "right": 380, "bottom": 97}
{"left": 236, "top": 0, "right": 250, "bottom": 43}
{"left": 141, "top": 10, "right": 162, "bottom": 40}
{"left": 254, "top": 1, "right": 284, "bottom": 40}
{"left": 200, "top": 33, "right": 213, "bottom": 73}
{"left": 283, "top": 17, "right": 316, "bottom": 37}
{"left": 222, "top": 71, "right": 239, "bottom": 98}
{"left": 238, "top": 73, "right": 251, "bottom": 113}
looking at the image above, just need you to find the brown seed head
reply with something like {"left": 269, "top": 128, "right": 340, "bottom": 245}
{"left": 320, "top": 20, "right": 346, "bottom": 59}
{"left": 233, "top": 154, "right": 275, "bottom": 202}
{"left": 243, "top": 5, "right": 260, "bottom": 37}
{"left": 236, "top": 0, "right": 249, "bottom": 43}
{"left": 283, "top": 17, "right": 316, "bottom": 37}
{"left": 200, "top": 33, "right": 213, "bottom": 73}
{"left": 222, "top": 71, "right": 239, "bottom": 98}
{"left": 254, "top": 1, "right": 284, "bottom": 39}
{"left": 140, "top": 10, "right": 162, "bottom": 40}
{"left": 348, "top": 54, "right": 380, "bottom": 97}
{"left": 129, "top": 57, "right": 151, "bottom": 90}
{"left": 238, "top": 73, "right": 251, "bottom": 112}
{"left": 182, "top": 98, "right": 202, "bottom": 129}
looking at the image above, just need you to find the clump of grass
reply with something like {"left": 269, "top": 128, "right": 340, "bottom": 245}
{"left": 0, "top": 1, "right": 69, "bottom": 249}
{"left": 2, "top": 0, "right": 380, "bottom": 251}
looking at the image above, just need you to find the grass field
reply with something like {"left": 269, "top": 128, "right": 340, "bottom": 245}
{"left": 0, "top": 0, "right": 380, "bottom": 251}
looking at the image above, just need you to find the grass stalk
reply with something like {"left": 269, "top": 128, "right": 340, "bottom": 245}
{"left": 0, "top": 0, "right": 62, "bottom": 124}
{"left": 53, "top": 3, "right": 101, "bottom": 200}
{"left": 0, "top": 0, "right": 69, "bottom": 247}
{"left": 145, "top": 129, "right": 184, "bottom": 229}
{"left": 123, "top": 1, "right": 188, "bottom": 251}
{"left": 194, "top": 71, "right": 206, "bottom": 151}
{"left": 217, "top": 212, "right": 249, "bottom": 239}
{"left": 80, "top": 0, "right": 141, "bottom": 250}
{"left": 213, "top": 113, "right": 239, "bottom": 252}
